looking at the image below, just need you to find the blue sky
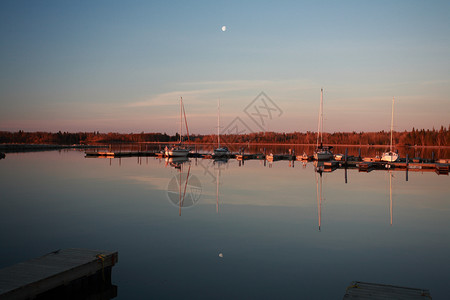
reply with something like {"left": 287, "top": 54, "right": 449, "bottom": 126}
{"left": 1, "top": 0, "right": 449, "bottom": 134}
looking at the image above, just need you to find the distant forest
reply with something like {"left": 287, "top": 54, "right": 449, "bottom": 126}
{"left": 0, "top": 126, "right": 449, "bottom": 146}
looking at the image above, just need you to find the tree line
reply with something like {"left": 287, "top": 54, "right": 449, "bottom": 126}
{"left": 0, "top": 131, "right": 175, "bottom": 145}
{"left": 0, "top": 126, "right": 448, "bottom": 146}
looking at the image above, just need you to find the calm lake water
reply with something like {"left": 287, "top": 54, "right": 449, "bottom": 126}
{"left": 0, "top": 150, "right": 449, "bottom": 299}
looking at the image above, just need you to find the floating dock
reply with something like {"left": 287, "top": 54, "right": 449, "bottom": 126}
{"left": 84, "top": 150, "right": 449, "bottom": 174}
{"left": 343, "top": 281, "right": 431, "bottom": 299}
{"left": 0, "top": 248, "right": 118, "bottom": 300}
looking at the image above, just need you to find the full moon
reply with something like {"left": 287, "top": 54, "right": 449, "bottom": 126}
{"left": 221, "top": 26, "right": 226, "bottom": 32}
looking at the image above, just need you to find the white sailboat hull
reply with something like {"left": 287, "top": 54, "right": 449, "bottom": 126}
{"left": 381, "top": 151, "right": 399, "bottom": 162}
{"left": 166, "top": 148, "right": 189, "bottom": 157}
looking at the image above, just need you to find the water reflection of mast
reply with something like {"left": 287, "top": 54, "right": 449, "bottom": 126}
{"left": 389, "top": 170, "right": 393, "bottom": 226}
{"left": 315, "top": 171, "right": 323, "bottom": 231}
{"left": 214, "top": 159, "right": 227, "bottom": 214}
{"left": 179, "top": 163, "right": 182, "bottom": 216}
{"left": 179, "top": 164, "right": 191, "bottom": 216}
{"left": 216, "top": 167, "right": 220, "bottom": 214}
{"left": 165, "top": 157, "right": 190, "bottom": 216}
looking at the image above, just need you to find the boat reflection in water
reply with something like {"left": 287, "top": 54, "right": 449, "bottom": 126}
{"left": 165, "top": 157, "right": 202, "bottom": 215}
{"left": 312, "top": 162, "right": 397, "bottom": 232}
{"left": 213, "top": 158, "right": 228, "bottom": 214}
{"left": 315, "top": 163, "right": 325, "bottom": 231}
{"left": 388, "top": 170, "right": 394, "bottom": 226}
{"left": 165, "top": 156, "right": 189, "bottom": 169}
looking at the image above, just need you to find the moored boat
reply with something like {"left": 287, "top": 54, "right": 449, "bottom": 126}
{"left": 166, "top": 97, "right": 190, "bottom": 157}
{"left": 381, "top": 97, "right": 399, "bottom": 162}
{"left": 314, "top": 145, "right": 334, "bottom": 161}
{"left": 314, "top": 88, "right": 333, "bottom": 161}
{"left": 213, "top": 99, "right": 230, "bottom": 157}
{"left": 165, "top": 146, "right": 189, "bottom": 157}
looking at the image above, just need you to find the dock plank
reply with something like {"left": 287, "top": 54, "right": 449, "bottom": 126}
{"left": 0, "top": 248, "right": 118, "bottom": 300}
{"left": 343, "top": 281, "right": 431, "bottom": 299}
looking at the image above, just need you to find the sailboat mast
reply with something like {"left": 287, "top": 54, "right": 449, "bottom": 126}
{"left": 321, "top": 88, "right": 324, "bottom": 144}
{"left": 217, "top": 98, "right": 220, "bottom": 149}
{"left": 180, "top": 97, "right": 183, "bottom": 144}
{"left": 390, "top": 97, "right": 395, "bottom": 152}
{"left": 316, "top": 89, "right": 322, "bottom": 149}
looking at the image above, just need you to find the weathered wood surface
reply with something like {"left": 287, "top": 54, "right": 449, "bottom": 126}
{"left": 343, "top": 281, "right": 431, "bottom": 299}
{"left": 0, "top": 248, "right": 118, "bottom": 300}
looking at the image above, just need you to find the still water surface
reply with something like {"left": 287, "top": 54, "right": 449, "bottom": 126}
{"left": 0, "top": 150, "right": 449, "bottom": 299}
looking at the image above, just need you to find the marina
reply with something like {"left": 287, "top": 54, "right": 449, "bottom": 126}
{"left": 1, "top": 149, "right": 449, "bottom": 299}
{"left": 2, "top": 1, "right": 449, "bottom": 299}
{"left": 84, "top": 148, "right": 449, "bottom": 175}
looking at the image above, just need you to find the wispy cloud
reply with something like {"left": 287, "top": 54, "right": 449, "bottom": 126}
{"left": 126, "top": 89, "right": 223, "bottom": 108}
{"left": 125, "top": 79, "right": 318, "bottom": 108}
{"left": 126, "top": 175, "right": 169, "bottom": 190}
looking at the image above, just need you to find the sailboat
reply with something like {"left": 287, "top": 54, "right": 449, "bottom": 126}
{"left": 314, "top": 88, "right": 333, "bottom": 161}
{"left": 165, "top": 97, "right": 190, "bottom": 157}
{"left": 213, "top": 98, "right": 229, "bottom": 157}
{"left": 381, "top": 97, "right": 399, "bottom": 162}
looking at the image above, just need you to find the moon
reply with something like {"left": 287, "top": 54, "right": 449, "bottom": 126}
{"left": 221, "top": 26, "right": 226, "bottom": 32}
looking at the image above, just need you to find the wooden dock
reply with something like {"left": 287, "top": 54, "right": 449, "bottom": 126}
{"left": 343, "top": 281, "right": 431, "bottom": 299}
{"left": 0, "top": 248, "right": 118, "bottom": 300}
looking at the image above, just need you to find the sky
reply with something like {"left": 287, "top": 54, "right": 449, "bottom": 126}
{"left": 0, "top": 0, "right": 449, "bottom": 135}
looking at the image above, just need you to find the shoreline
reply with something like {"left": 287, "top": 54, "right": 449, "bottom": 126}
{"left": 0, "top": 144, "right": 102, "bottom": 153}
{"left": 1, "top": 142, "right": 448, "bottom": 149}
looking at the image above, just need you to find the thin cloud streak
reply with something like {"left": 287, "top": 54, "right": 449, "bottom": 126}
{"left": 126, "top": 79, "right": 318, "bottom": 108}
